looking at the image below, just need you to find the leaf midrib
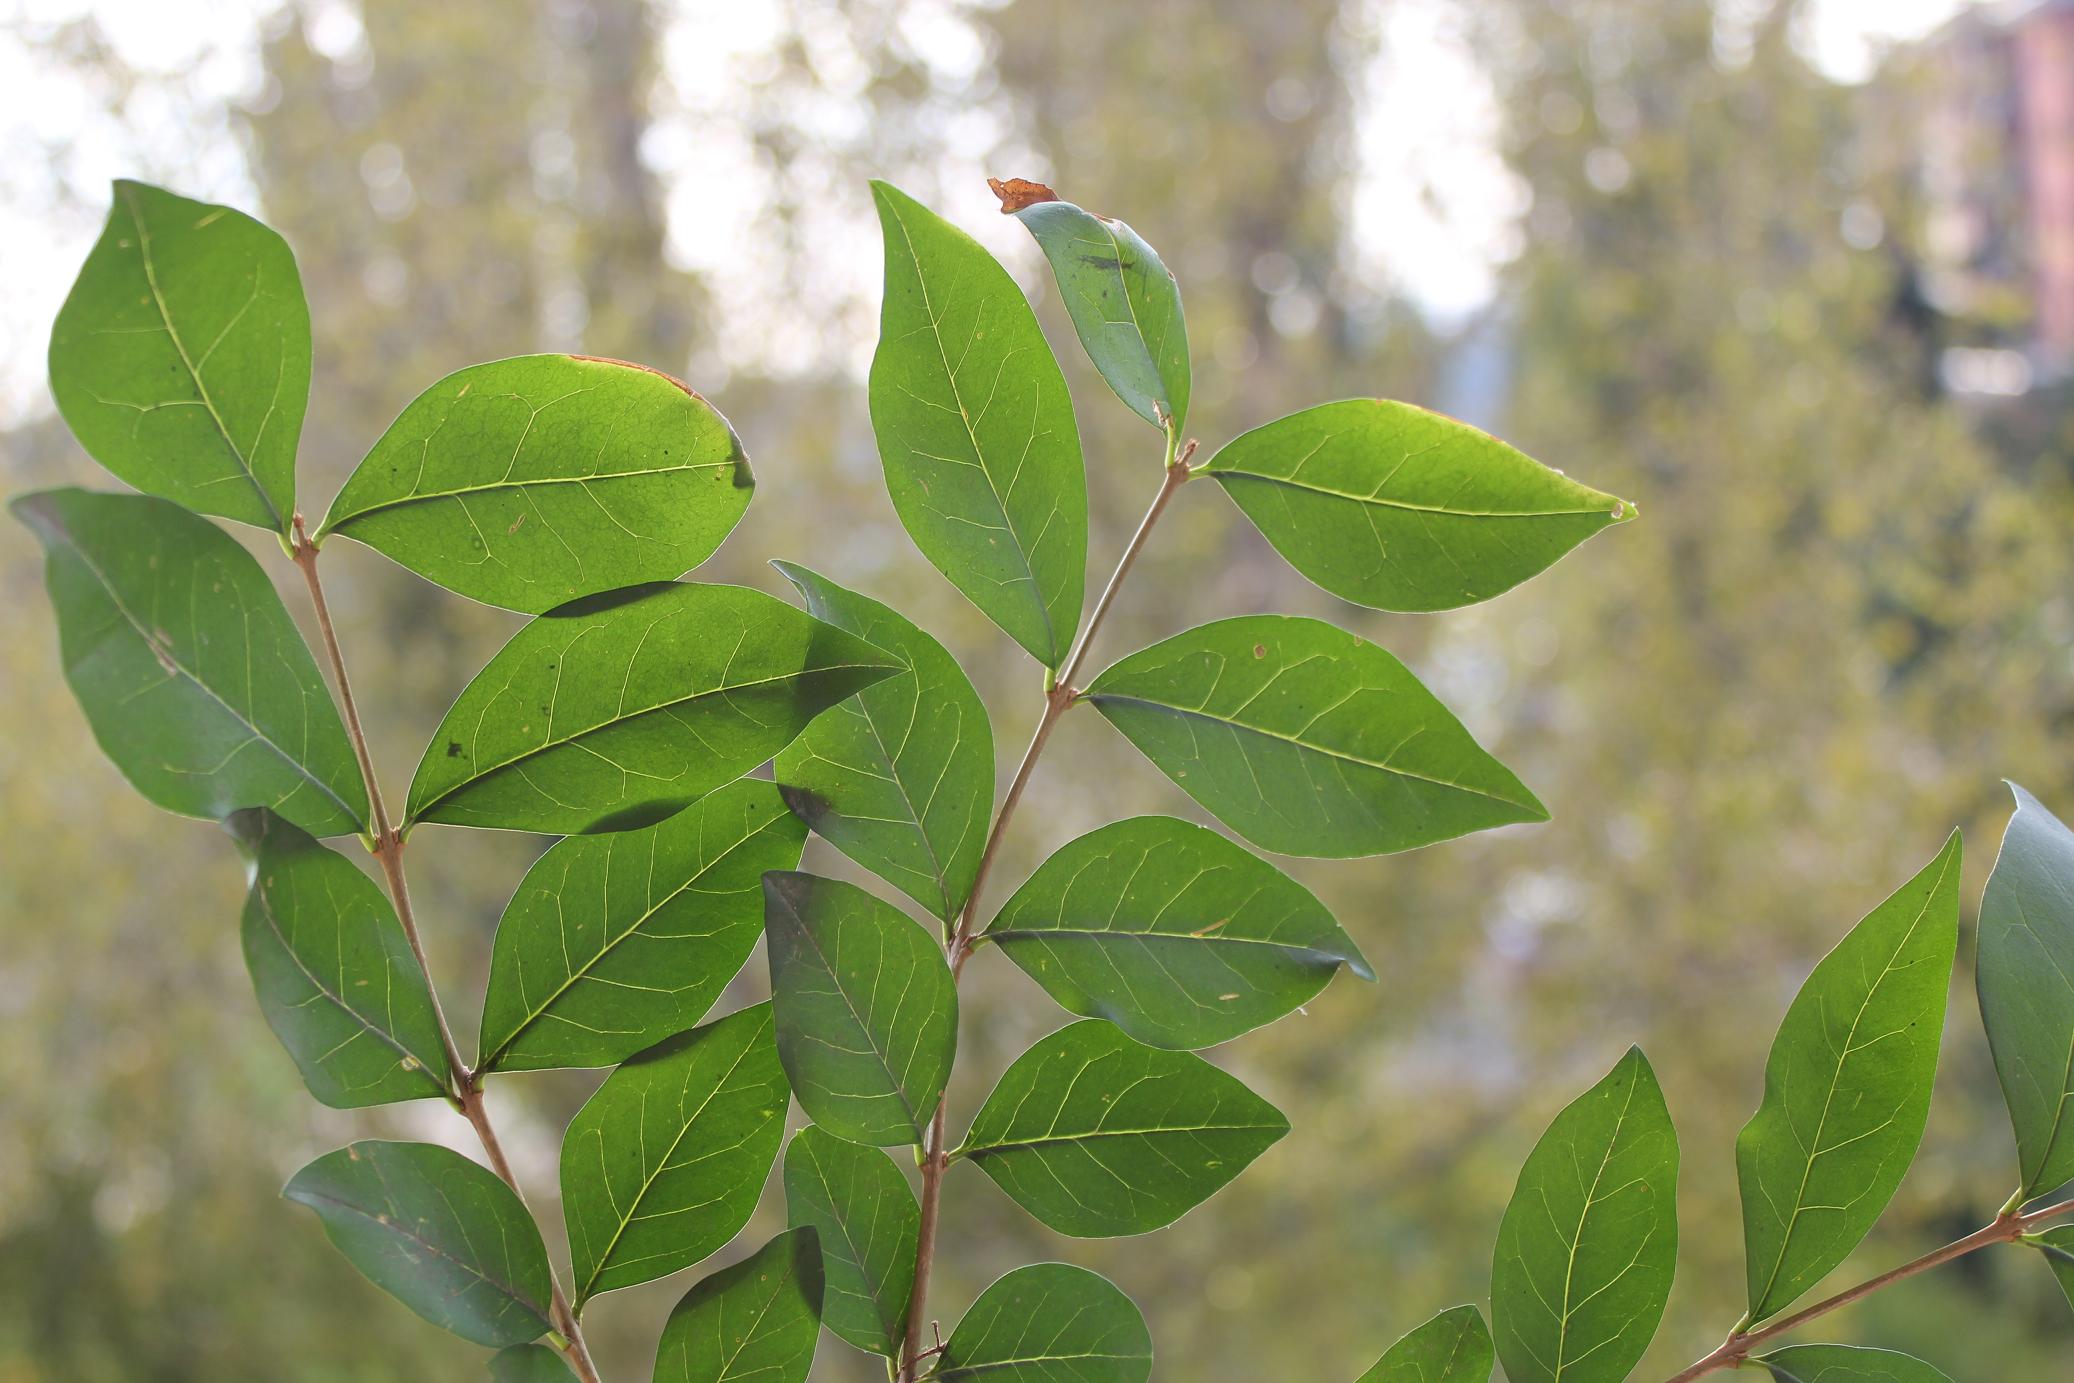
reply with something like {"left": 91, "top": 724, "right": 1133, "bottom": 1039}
{"left": 774, "top": 891, "right": 924, "bottom": 1139}
{"left": 964, "top": 1120, "right": 1284, "bottom": 1158}
{"left": 325, "top": 459, "right": 734, "bottom": 533}
{"left": 1210, "top": 466, "right": 1616, "bottom": 521}
{"left": 288, "top": 1185, "right": 547, "bottom": 1327}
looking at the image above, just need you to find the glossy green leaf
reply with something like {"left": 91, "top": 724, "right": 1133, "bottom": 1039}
{"left": 958, "top": 1019, "right": 1287, "bottom": 1237}
{"left": 12, "top": 488, "right": 366, "bottom": 836}
{"left": 1738, "top": 833, "right": 1962, "bottom": 1322}
{"left": 653, "top": 1228, "right": 824, "bottom": 1383}
{"left": 227, "top": 809, "right": 450, "bottom": 1106}
{"left": 1491, "top": 1047, "right": 1678, "bottom": 1383}
{"left": 283, "top": 1141, "right": 553, "bottom": 1348}
{"left": 937, "top": 1263, "right": 1152, "bottom": 1383}
{"left": 1977, "top": 785, "right": 2074, "bottom": 1198}
{"left": 867, "top": 180, "right": 1087, "bottom": 669}
{"left": 49, "top": 180, "right": 308, "bottom": 531}
{"left": 319, "top": 354, "right": 752, "bottom": 613}
{"left": 1085, "top": 615, "right": 1544, "bottom": 859}
{"left": 1009, "top": 194, "right": 1189, "bottom": 438}
{"left": 1355, "top": 1304, "right": 1493, "bottom": 1383}
{"left": 561, "top": 1003, "right": 789, "bottom": 1307}
{"left": 490, "top": 1345, "right": 577, "bottom": 1383}
{"left": 1200, "top": 400, "right": 1632, "bottom": 612}
{"left": 772, "top": 561, "right": 992, "bottom": 922}
{"left": 1756, "top": 1344, "right": 1953, "bottom": 1383}
{"left": 2035, "top": 1225, "right": 2074, "bottom": 1316}
{"left": 477, "top": 779, "right": 805, "bottom": 1072}
{"left": 781, "top": 1126, "right": 918, "bottom": 1359}
{"left": 406, "top": 582, "right": 898, "bottom": 834}
{"left": 762, "top": 871, "right": 957, "bottom": 1146}
{"left": 983, "top": 815, "right": 1372, "bottom": 1049}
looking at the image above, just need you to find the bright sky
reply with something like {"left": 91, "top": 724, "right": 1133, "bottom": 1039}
{"left": 0, "top": 0, "right": 1976, "bottom": 421}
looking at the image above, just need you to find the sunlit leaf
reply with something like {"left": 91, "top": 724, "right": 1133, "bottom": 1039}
{"left": 49, "top": 180, "right": 308, "bottom": 532}
{"left": 1355, "top": 1304, "right": 1493, "bottom": 1383}
{"left": 772, "top": 561, "right": 992, "bottom": 922}
{"left": 320, "top": 355, "right": 752, "bottom": 613}
{"left": 763, "top": 871, "right": 956, "bottom": 1147}
{"left": 937, "top": 1263, "right": 1152, "bottom": 1383}
{"left": 12, "top": 488, "right": 366, "bottom": 836}
{"left": 561, "top": 1003, "right": 789, "bottom": 1307}
{"left": 405, "top": 582, "right": 898, "bottom": 834}
{"left": 653, "top": 1228, "right": 824, "bottom": 1383}
{"left": 1737, "top": 833, "right": 1962, "bottom": 1322}
{"left": 1200, "top": 400, "right": 1632, "bottom": 612}
{"left": 283, "top": 1141, "right": 554, "bottom": 1348}
{"left": 983, "top": 815, "right": 1372, "bottom": 1049}
{"left": 1084, "top": 615, "right": 1544, "bottom": 858}
{"left": 958, "top": 1019, "right": 1287, "bottom": 1237}
{"left": 490, "top": 1345, "right": 576, "bottom": 1382}
{"left": 1491, "top": 1047, "right": 1678, "bottom": 1383}
{"left": 226, "top": 809, "right": 449, "bottom": 1107}
{"left": 868, "top": 179, "right": 1087, "bottom": 669}
{"left": 1977, "top": 785, "right": 2074, "bottom": 1198}
{"left": 477, "top": 779, "right": 805, "bottom": 1072}
{"left": 1755, "top": 1343, "right": 1953, "bottom": 1383}
{"left": 782, "top": 1126, "right": 917, "bottom": 1359}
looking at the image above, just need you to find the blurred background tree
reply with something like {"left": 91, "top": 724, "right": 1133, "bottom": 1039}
{"left": 2, "top": 0, "right": 2070, "bottom": 1378}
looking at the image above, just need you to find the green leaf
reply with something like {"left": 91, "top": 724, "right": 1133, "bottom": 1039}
{"left": 958, "top": 1019, "right": 1287, "bottom": 1237}
{"left": 653, "top": 1229, "right": 824, "bottom": 1383}
{"left": 490, "top": 1345, "right": 577, "bottom": 1383}
{"left": 1491, "top": 1047, "right": 1678, "bottom": 1383}
{"left": 477, "top": 779, "right": 806, "bottom": 1072}
{"left": 12, "top": 488, "right": 366, "bottom": 837}
{"left": 1737, "top": 832, "right": 1962, "bottom": 1322}
{"left": 1199, "top": 400, "right": 1632, "bottom": 612}
{"left": 1755, "top": 1344, "right": 1953, "bottom": 1383}
{"left": 781, "top": 1126, "right": 918, "bottom": 1359}
{"left": 2034, "top": 1225, "right": 2074, "bottom": 1316}
{"left": 1355, "top": 1304, "right": 1493, "bottom": 1383}
{"left": 936, "top": 1263, "right": 1152, "bottom": 1383}
{"left": 561, "top": 1003, "right": 789, "bottom": 1308}
{"left": 405, "top": 582, "right": 899, "bottom": 834}
{"left": 283, "top": 1141, "right": 554, "bottom": 1348}
{"left": 49, "top": 180, "right": 308, "bottom": 532}
{"left": 762, "top": 871, "right": 957, "bottom": 1146}
{"left": 867, "top": 180, "right": 1087, "bottom": 669}
{"left": 1084, "top": 615, "right": 1545, "bottom": 858}
{"left": 226, "top": 809, "right": 450, "bottom": 1106}
{"left": 1008, "top": 194, "right": 1189, "bottom": 438}
{"left": 1977, "top": 784, "right": 2074, "bottom": 1198}
{"left": 983, "top": 815, "right": 1372, "bottom": 1049}
{"left": 771, "top": 562, "right": 993, "bottom": 922}
{"left": 319, "top": 354, "right": 752, "bottom": 614}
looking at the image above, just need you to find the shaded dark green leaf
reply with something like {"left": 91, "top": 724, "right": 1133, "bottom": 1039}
{"left": 763, "top": 871, "right": 956, "bottom": 1147}
{"left": 937, "top": 1263, "right": 1151, "bottom": 1383}
{"left": 868, "top": 180, "right": 1087, "bottom": 669}
{"left": 1738, "top": 832, "right": 1962, "bottom": 1321}
{"left": 283, "top": 1141, "right": 553, "bottom": 1348}
{"left": 561, "top": 1003, "right": 789, "bottom": 1307}
{"left": 2035, "top": 1225, "right": 2074, "bottom": 1317}
{"left": 320, "top": 354, "right": 751, "bottom": 613}
{"left": 781, "top": 1126, "right": 918, "bottom": 1359}
{"left": 1756, "top": 1344, "right": 1952, "bottom": 1383}
{"left": 478, "top": 779, "right": 805, "bottom": 1072}
{"left": 49, "top": 180, "right": 308, "bottom": 531}
{"left": 1355, "top": 1304, "right": 1493, "bottom": 1383}
{"left": 490, "top": 1345, "right": 577, "bottom": 1383}
{"left": 1085, "top": 615, "right": 1544, "bottom": 858}
{"left": 12, "top": 488, "right": 365, "bottom": 836}
{"left": 772, "top": 561, "right": 992, "bottom": 922}
{"left": 1200, "top": 400, "right": 1631, "bottom": 612}
{"left": 653, "top": 1228, "right": 824, "bottom": 1383}
{"left": 984, "top": 815, "right": 1372, "bottom": 1049}
{"left": 227, "top": 809, "right": 449, "bottom": 1106}
{"left": 1977, "top": 784, "right": 2074, "bottom": 1198}
{"left": 958, "top": 1019, "right": 1287, "bottom": 1237}
{"left": 406, "top": 582, "right": 898, "bottom": 834}
{"left": 1491, "top": 1047, "right": 1678, "bottom": 1383}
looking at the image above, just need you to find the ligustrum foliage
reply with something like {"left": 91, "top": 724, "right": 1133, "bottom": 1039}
{"left": 55, "top": 174, "right": 2074, "bottom": 1382}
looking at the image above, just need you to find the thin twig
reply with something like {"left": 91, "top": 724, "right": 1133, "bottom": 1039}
{"left": 289, "top": 517, "right": 603, "bottom": 1383}
{"left": 897, "top": 451, "right": 1193, "bottom": 1383}
{"left": 1662, "top": 1195, "right": 2074, "bottom": 1381}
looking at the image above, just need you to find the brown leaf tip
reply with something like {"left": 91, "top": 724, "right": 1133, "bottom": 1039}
{"left": 987, "top": 176, "right": 1058, "bottom": 214}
